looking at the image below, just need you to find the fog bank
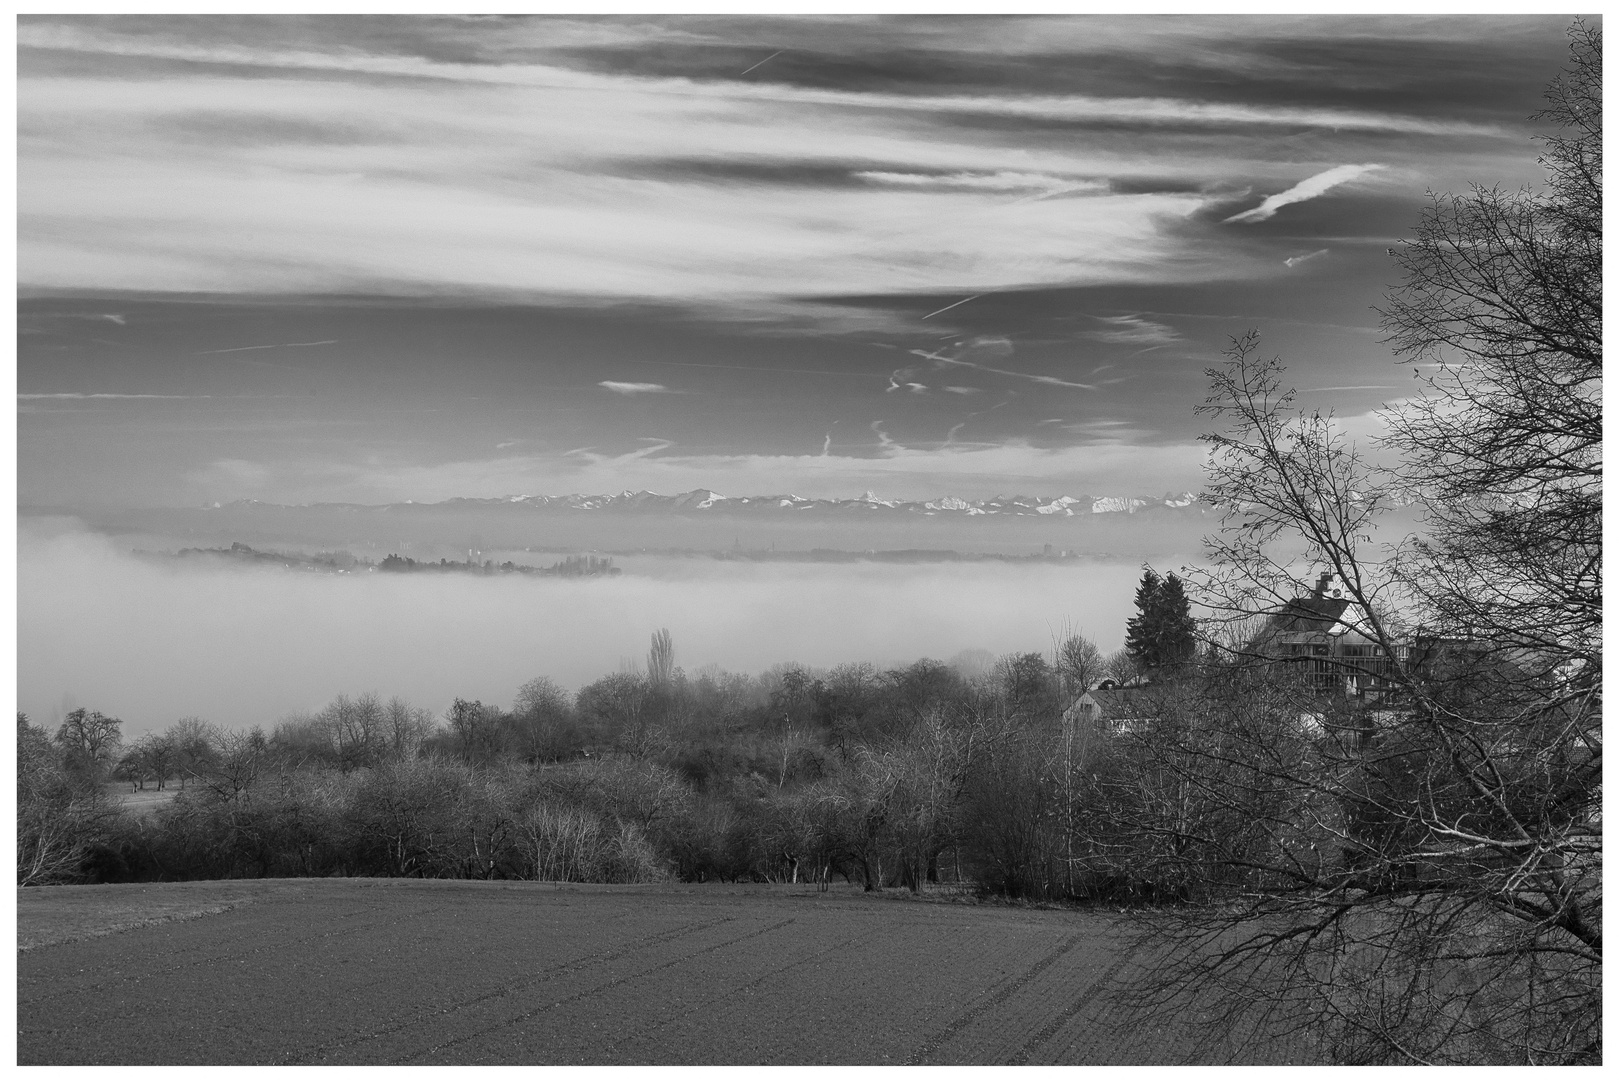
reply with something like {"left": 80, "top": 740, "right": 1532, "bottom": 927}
{"left": 19, "top": 521, "right": 1175, "bottom": 735}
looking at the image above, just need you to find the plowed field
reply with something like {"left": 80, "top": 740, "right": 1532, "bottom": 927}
{"left": 17, "top": 879, "right": 1317, "bottom": 1065}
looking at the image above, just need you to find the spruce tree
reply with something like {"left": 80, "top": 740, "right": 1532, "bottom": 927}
{"left": 1153, "top": 573, "right": 1197, "bottom": 667}
{"left": 1125, "top": 566, "right": 1196, "bottom": 672}
{"left": 1124, "top": 566, "right": 1161, "bottom": 671}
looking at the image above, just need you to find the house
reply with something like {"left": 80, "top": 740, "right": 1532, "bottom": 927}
{"left": 1244, "top": 572, "right": 1404, "bottom": 699}
{"left": 1063, "top": 685, "right": 1159, "bottom": 736}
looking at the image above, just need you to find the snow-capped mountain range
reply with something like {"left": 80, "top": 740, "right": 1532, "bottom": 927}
{"left": 211, "top": 489, "right": 1208, "bottom": 517}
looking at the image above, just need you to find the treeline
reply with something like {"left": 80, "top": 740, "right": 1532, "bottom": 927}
{"left": 18, "top": 629, "right": 1201, "bottom": 897}
{"left": 376, "top": 552, "right": 619, "bottom": 577}
{"left": 152, "top": 543, "right": 619, "bottom": 578}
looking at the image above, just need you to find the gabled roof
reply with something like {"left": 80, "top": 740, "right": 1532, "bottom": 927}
{"left": 1076, "top": 687, "right": 1158, "bottom": 719}
{"left": 1266, "top": 595, "right": 1352, "bottom": 632}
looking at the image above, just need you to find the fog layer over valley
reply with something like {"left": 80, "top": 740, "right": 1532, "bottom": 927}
{"left": 19, "top": 519, "right": 1158, "bottom": 734}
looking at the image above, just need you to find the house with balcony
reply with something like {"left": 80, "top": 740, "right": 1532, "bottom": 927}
{"left": 1243, "top": 571, "right": 1407, "bottom": 699}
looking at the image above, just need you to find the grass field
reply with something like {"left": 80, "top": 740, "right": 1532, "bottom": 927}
{"left": 108, "top": 786, "right": 181, "bottom": 817}
{"left": 17, "top": 879, "right": 1319, "bottom": 1065}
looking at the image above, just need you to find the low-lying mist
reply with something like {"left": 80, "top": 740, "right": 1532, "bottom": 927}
{"left": 19, "top": 520, "right": 1176, "bottom": 736}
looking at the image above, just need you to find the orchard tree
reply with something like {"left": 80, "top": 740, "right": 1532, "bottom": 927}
{"left": 167, "top": 716, "right": 218, "bottom": 790}
{"left": 54, "top": 708, "right": 122, "bottom": 780}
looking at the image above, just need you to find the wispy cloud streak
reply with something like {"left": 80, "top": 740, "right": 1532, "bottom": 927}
{"left": 20, "top": 392, "right": 205, "bottom": 399}
{"left": 599, "top": 381, "right": 676, "bottom": 395}
{"left": 1224, "top": 164, "right": 1383, "bottom": 224}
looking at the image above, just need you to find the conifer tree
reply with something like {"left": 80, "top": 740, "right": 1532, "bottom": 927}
{"left": 1124, "top": 567, "right": 1196, "bottom": 672}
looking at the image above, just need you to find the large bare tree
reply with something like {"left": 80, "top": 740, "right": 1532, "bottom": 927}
{"left": 1130, "top": 24, "right": 1601, "bottom": 1065}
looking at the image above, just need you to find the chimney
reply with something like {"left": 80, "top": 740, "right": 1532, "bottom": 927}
{"left": 1313, "top": 571, "right": 1332, "bottom": 599}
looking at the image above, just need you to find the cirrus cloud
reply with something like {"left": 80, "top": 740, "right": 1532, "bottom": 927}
{"left": 599, "top": 381, "right": 675, "bottom": 395}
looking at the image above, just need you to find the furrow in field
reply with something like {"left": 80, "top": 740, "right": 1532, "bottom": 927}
{"left": 398, "top": 915, "right": 802, "bottom": 1063}
{"left": 905, "top": 930, "right": 1085, "bottom": 1064}
{"left": 287, "top": 907, "right": 749, "bottom": 1064}
{"left": 441, "top": 917, "right": 904, "bottom": 1065}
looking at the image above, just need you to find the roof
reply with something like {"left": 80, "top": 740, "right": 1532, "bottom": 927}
{"left": 1266, "top": 595, "right": 1352, "bottom": 632}
{"left": 1075, "top": 688, "right": 1159, "bottom": 719}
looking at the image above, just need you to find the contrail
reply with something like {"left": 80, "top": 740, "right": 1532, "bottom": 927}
{"left": 910, "top": 347, "right": 1095, "bottom": 391}
{"left": 196, "top": 340, "right": 338, "bottom": 354}
{"left": 739, "top": 50, "right": 783, "bottom": 76}
{"left": 920, "top": 295, "right": 981, "bottom": 320}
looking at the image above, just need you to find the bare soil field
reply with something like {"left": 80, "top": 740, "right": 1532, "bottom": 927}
{"left": 17, "top": 879, "right": 1319, "bottom": 1065}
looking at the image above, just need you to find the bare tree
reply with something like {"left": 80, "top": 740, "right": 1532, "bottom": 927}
{"left": 1054, "top": 631, "right": 1105, "bottom": 701}
{"left": 201, "top": 727, "right": 267, "bottom": 803}
{"left": 445, "top": 698, "right": 504, "bottom": 764}
{"left": 143, "top": 733, "right": 177, "bottom": 790}
{"left": 1380, "top": 19, "right": 1600, "bottom": 677}
{"left": 1124, "top": 31, "right": 1603, "bottom": 1064}
{"left": 1103, "top": 648, "right": 1140, "bottom": 686}
{"left": 319, "top": 692, "right": 386, "bottom": 771}
{"left": 18, "top": 713, "right": 121, "bottom": 885}
{"left": 54, "top": 708, "right": 122, "bottom": 779}
{"left": 510, "top": 677, "right": 577, "bottom": 762}
{"left": 383, "top": 696, "right": 436, "bottom": 762}
{"left": 167, "top": 716, "right": 219, "bottom": 791}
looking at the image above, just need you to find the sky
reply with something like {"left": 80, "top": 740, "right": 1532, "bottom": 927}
{"left": 17, "top": 14, "right": 1580, "bottom": 509}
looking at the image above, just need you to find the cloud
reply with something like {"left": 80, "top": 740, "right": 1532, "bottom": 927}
{"left": 1086, "top": 314, "right": 1180, "bottom": 346}
{"left": 566, "top": 437, "right": 675, "bottom": 461}
{"left": 189, "top": 457, "right": 274, "bottom": 491}
{"left": 1284, "top": 248, "right": 1330, "bottom": 268}
{"left": 19, "top": 392, "right": 204, "bottom": 399}
{"left": 15, "top": 16, "right": 1550, "bottom": 349}
{"left": 19, "top": 20, "right": 1446, "bottom": 311}
{"left": 857, "top": 172, "right": 1105, "bottom": 198}
{"left": 1296, "top": 385, "right": 1394, "bottom": 392}
{"left": 17, "top": 22, "right": 1510, "bottom": 137}
{"left": 599, "top": 381, "right": 674, "bottom": 395}
{"left": 943, "top": 386, "right": 982, "bottom": 395}
{"left": 1223, "top": 164, "right": 1383, "bottom": 224}
{"left": 885, "top": 368, "right": 928, "bottom": 393}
